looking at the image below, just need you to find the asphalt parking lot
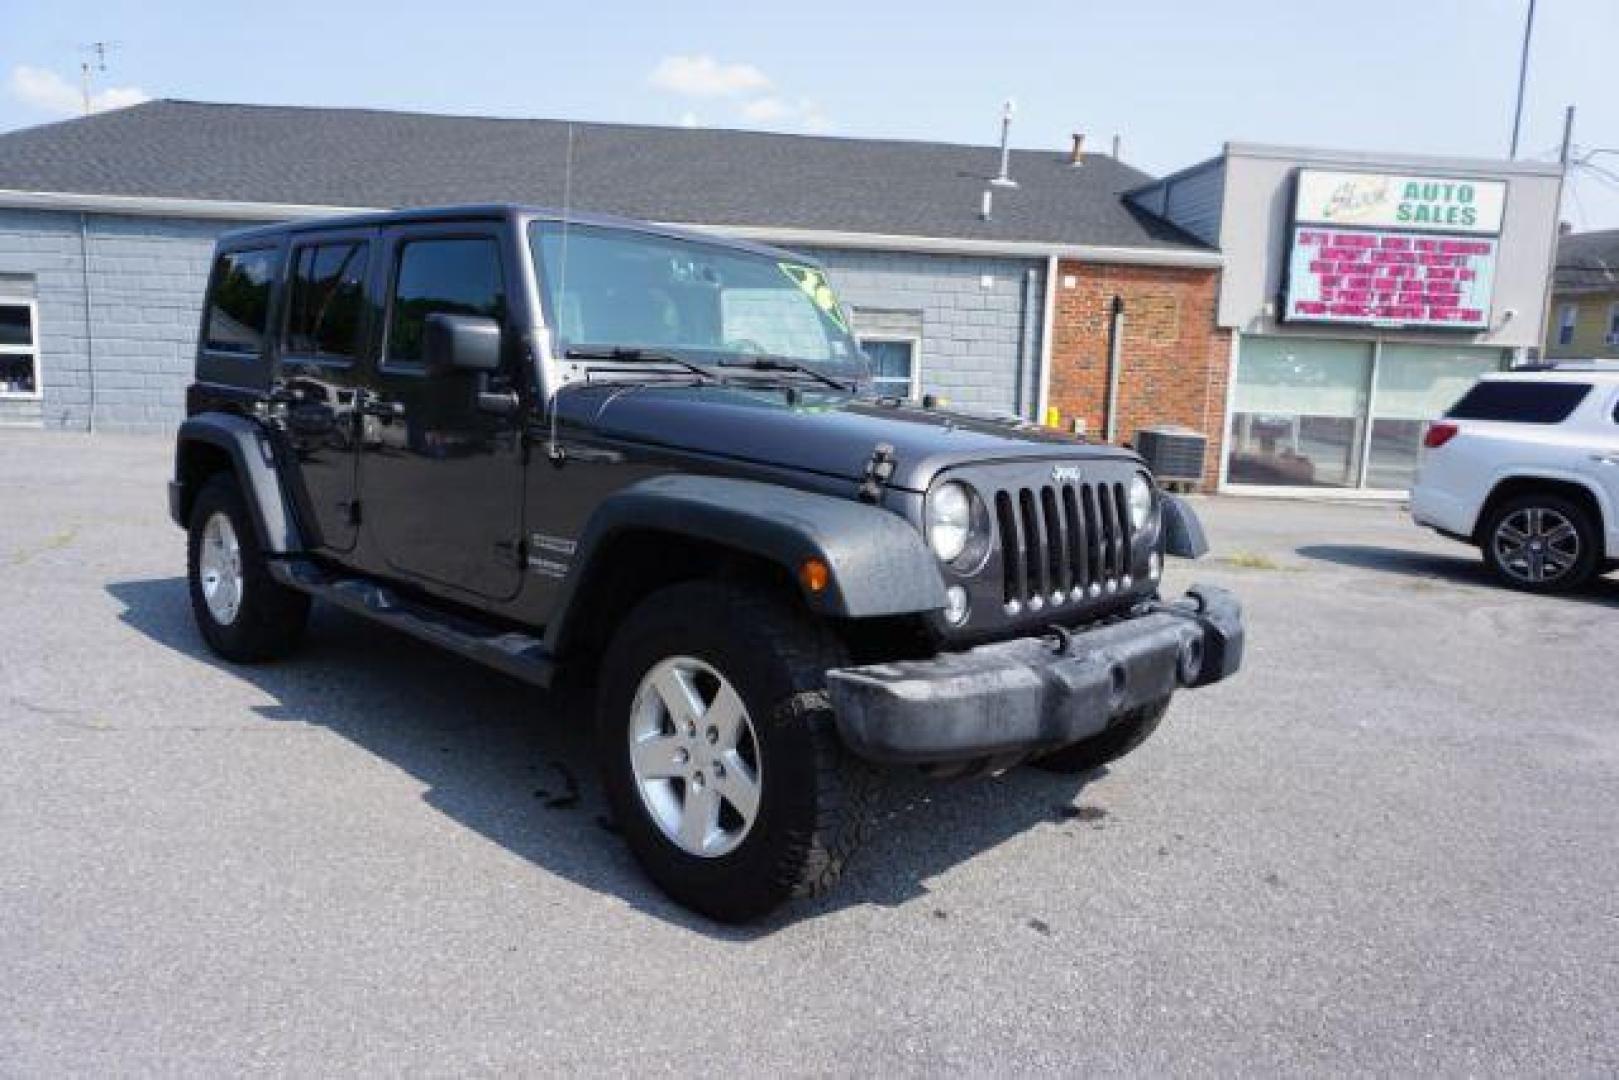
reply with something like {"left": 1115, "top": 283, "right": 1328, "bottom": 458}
{"left": 2, "top": 430, "right": 1616, "bottom": 1075}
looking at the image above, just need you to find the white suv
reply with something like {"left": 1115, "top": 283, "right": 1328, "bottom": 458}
{"left": 1411, "top": 366, "right": 1619, "bottom": 592}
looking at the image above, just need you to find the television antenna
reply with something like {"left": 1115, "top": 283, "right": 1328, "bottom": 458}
{"left": 78, "top": 41, "right": 121, "bottom": 115}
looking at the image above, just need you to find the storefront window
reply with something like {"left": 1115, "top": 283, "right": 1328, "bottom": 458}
{"left": 1228, "top": 338, "right": 1372, "bottom": 487}
{"left": 1364, "top": 344, "right": 1506, "bottom": 489}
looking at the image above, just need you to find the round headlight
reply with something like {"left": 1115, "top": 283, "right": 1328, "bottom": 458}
{"left": 926, "top": 481, "right": 973, "bottom": 563}
{"left": 1128, "top": 473, "right": 1156, "bottom": 531}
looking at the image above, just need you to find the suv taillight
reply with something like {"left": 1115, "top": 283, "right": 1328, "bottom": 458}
{"left": 1423, "top": 422, "right": 1459, "bottom": 449}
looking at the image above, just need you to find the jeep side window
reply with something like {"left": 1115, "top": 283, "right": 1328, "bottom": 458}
{"left": 385, "top": 237, "right": 506, "bottom": 367}
{"left": 284, "top": 241, "right": 369, "bottom": 361}
{"left": 203, "top": 248, "right": 276, "bottom": 356}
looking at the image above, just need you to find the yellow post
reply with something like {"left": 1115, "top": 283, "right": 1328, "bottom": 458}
{"left": 1044, "top": 406, "right": 1061, "bottom": 428}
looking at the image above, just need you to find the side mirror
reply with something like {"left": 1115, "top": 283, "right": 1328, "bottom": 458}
{"left": 423, "top": 313, "right": 501, "bottom": 376}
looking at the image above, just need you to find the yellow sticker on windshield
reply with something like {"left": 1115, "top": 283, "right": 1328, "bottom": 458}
{"left": 779, "top": 263, "right": 849, "bottom": 331}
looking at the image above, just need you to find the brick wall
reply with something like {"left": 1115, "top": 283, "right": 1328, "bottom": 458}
{"left": 0, "top": 209, "right": 236, "bottom": 432}
{"left": 1047, "top": 260, "right": 1230, "bottom": 489}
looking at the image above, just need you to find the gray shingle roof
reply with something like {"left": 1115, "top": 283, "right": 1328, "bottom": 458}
{"left": 0, "top": 100, "right": 1206, "bottom": 252}
{"left": 1555, "top": 229, "right": 1619, "bottom": 291}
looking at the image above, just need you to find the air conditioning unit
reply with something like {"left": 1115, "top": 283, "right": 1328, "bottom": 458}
{"left": 1134, "top": 425, "right": 1207, "bottom": 486}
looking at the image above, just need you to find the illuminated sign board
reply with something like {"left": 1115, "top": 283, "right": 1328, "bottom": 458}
{"left": 1282, "top": 169, "right": 1507, "bottom": 330}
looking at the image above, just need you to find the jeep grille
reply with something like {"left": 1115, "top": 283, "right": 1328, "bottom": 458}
{"left": 992, "top": 481, "right": 1132, "bottom": 610}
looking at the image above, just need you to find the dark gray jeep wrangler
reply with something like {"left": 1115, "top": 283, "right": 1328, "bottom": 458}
{"left": 171, "top": 204, "right": 1243, "bottom": 921}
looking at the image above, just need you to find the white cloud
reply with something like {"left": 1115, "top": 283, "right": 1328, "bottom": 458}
{"left": 648, "top": 55, "right": 771, "bottom": 99}
{"left": 679, "top": 110, "right": 701, "bottom": 129}
{"left": 7, "top": 65, "right": 149, "bottom": 117}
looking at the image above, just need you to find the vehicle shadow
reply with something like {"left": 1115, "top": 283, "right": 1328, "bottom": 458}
{"left": 1295, "top": 543, "right": 1619, "bottom": 607}
{"left": 106, "top": 576, "right": 1105, "bottom": 938}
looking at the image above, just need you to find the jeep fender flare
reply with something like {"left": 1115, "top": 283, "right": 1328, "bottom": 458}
{"left": 172, "top": 412, "right": 304, "bottom": 554}
{"left": 544, "top": 474, "right": 947, "bottom": 652}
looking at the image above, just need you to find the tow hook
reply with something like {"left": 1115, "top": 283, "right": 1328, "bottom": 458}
{"left": 1044, "top": 624, "right": 1074, "bottom": 655}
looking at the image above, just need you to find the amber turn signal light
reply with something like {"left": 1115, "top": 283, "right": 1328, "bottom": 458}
{"left": 799, "top": 558, "right": 830, "bottom": 593}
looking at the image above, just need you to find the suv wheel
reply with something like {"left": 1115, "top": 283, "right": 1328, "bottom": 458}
{"left": 596, "top": 581, "right": 879, "bottom": 922}
{"left": 186, "top": 473, "right": 311, "bottom": 662}
{"left": 1481, "top": 493, "right": 1600, "bottom": 593}
{"left": 1030, "top": 697, "right": 1171, "bottom": 775}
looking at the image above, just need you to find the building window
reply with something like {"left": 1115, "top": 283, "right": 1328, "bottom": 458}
{"left": 1557, "top": 303, "right": 1577, "bottom": 346}
{"left": 859, "top": 337, "right": 919, "bottom": 397}
{"left": 1608, "top": 303, "right": 1619, "bottom": 347}
{"left": 0, "top": 297, "right": 40, "bottom": 399}
{"left": 1227, "top": 336, "right": 1508, "bottom": 491}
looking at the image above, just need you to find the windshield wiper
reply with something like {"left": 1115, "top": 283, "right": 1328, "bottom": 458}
{"left": 716, "top": 355, "right": 855, "bottom": 392}
{"left": 563, "top": 345, "right": 721, "bottom": 383}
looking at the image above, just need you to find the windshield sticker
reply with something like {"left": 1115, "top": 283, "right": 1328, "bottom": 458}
{"left": 778, "top": 263, "right": 850, "bottom": 331}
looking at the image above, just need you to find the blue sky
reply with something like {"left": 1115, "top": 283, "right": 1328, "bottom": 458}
{"left": 4, "top": 0, "right": 1616, "bottom": 228}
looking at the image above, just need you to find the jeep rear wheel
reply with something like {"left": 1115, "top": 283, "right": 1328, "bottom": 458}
{"left": 596, "top": 581, "right": 879, "bottom": 923}
{"left": 1030, "top": 696, "right": 1171, "bottom": 775}
{"left": 186, "top": 473, "right": 310, "bottom": 662}
{"left": 1481, "top": 493, "right": 1599, "bottom": 593}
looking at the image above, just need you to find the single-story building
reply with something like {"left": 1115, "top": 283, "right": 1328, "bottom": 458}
{"left": 0, "top": 101, "right": 1565, "bottom": 493}
{"left": 1544, "top": 227, "right": 1619, "bottom": 360}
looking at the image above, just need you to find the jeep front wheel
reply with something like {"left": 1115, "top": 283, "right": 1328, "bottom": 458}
{"left": 596, "top": 581, "right": 879, "bottom": 923}
{"left": 186, "top": 473, "right": 310, "bottom": 662}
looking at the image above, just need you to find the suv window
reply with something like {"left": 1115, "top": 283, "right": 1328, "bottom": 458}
{"left": 386, "top": 237, "right": 506, "bottom": 366}
{"left": 204, "top": 248, "right": 276, "bottom": 355}
{"left": 1445, "top": 381, "right": 1592, "bottom": 424}
{"left": 285, "top": 241, "right": 369, "bottom": 360}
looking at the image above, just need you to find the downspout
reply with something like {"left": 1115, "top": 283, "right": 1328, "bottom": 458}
{"left": 1016, "top": 266, "right": 1039, "bottom": 416}
{"left": 1035, "top": 255, "right": 1057, "bottom": 423}
{"left": 78, "top": 212, "right": 96, "bottom": 433}
{"left": 1103, "top": 295, "right": 1125, "bottom": 443}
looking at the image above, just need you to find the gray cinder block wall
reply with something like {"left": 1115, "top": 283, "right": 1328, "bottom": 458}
{"left": 0, "top": 209, "right": 236, "bottom": 432}
{"left": 0, "top": 209, "right": 1045, "bottom": 431}
{"left": 811, "top": 249, "right": 1045, "bottom": 416}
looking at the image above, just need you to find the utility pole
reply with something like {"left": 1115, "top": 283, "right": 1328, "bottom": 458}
{"left": 1535, "top": 104, "right": 1574, "bottom": 363}
{"left": 1509, "top": 0, "right": 1536, "bottom": 157}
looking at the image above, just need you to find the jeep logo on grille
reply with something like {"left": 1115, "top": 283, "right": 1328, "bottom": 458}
{"left": 1051, "top": 464, "right": 1083, "bottom": 484}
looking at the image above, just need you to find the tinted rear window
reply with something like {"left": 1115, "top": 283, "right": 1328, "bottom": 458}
{"left": 1446, "top": 381, "right": 1591, "bottom": 424}
{"left": 204, "top": 248, "right": 277, "bottom": 355}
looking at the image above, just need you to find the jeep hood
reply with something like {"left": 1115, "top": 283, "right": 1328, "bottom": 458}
{"left": 556, "top": 383, "right": 1139, "bottom": 491}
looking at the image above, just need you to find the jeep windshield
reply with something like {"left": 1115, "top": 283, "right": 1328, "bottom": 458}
{"left": 529, "top": 221, "right": 867, "bottom": 387}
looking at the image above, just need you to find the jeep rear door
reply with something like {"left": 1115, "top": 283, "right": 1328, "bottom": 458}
{"left": 358, "top": 221, "right": 527, "bottom": 601}
{"left": 275, "top": 228, "right": 375, "bottom": 554}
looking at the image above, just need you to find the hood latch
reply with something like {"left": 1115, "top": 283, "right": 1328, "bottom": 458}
{"left": 858, "top": 443, "right": 896, "bottom": 503}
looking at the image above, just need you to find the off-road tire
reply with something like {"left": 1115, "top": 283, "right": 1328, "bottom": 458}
{"left": 596, "top": 580, "right": 880, "bottom": 923}
{"left": 1480, "top": 493, "right": 1600, "bottom": 594}
{"left": 1030, "top": 696, "right": 1172, "bottom": 775}
{"left": 186, "top": 473, "right": 311, "bottom": 662}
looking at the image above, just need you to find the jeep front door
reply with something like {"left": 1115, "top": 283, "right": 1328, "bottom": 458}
{"left": 360, "top": 225, "right": 526, "bottom": 601}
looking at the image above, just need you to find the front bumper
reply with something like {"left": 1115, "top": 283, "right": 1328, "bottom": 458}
{"left": 826, "top": 585, "right": 1243, "bottom": 764}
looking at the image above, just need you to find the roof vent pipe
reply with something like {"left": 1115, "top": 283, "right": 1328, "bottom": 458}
{"left": 980, "top": 189, "right": 993, "bottom": 220}
{"left": 1111, "top": 134, "right": 1121, "bottom": 160}
{"left": 991, "top": 100, "right": 1019, "bottom": 188}
{"left": 1069, "top": 133, "right": 1085, "bottom": 167}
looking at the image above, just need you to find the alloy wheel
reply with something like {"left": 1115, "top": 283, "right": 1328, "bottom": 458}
{"left": 1493, "top": 506, "right": 1580, "bottom": 585}
{"left": 198, "top": 511, "right": 244, "bottom": 625}
{"left": 628, "top": 656, "right": 763, "bottom": 858}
